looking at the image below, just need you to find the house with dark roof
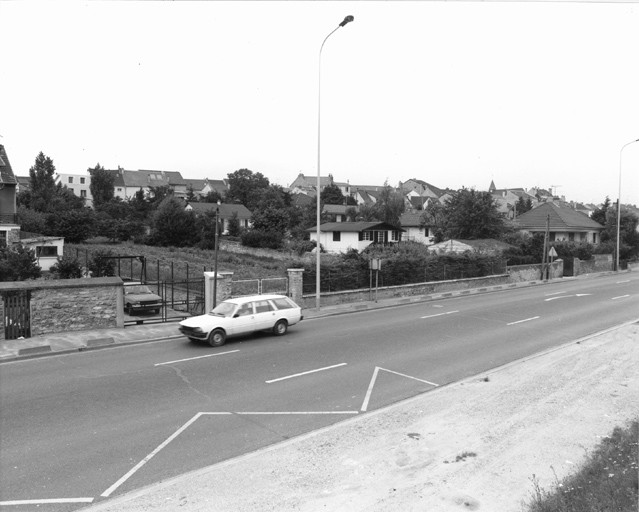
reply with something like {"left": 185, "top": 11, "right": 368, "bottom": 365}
{"left": 307, "top": 221, "right": 405, "bottom": 253}
{"left": 184, "top": 202, "right": 252, "bottom": 234}
{"left": 514, "top": 201, "right": 604, "bottom": 244}
{"left": 109, "top": 169, "right": 188, "bottom": 200}
{"left": 0, "top": 145, "right": 20, "bottom": 247}
{"left": 400, "top": 179, "right": 446, "bottom": 199}
{"left": 399, "top": 210, "right": 435, "bottom": 245}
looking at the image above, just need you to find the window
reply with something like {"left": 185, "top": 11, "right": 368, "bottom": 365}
{"left": 593, "top": 233, "right": 597, "bottom": 244}
{"left": 236, "top": 303, "right": 254, "bottom": 317}
{"left": 272, "top": 298, "right": 294, "bottom": 310}
{"left": 333, "top": 231, "right": 341, "bottom": 242}
{"left": 0, "top": 230, "right": 6, "bottom": 247}
{"left": 391, "top": 231, "right": 400, "bottom": 241}
{"left": 80, "top": 190, "right": 87, "bottom": 198}
{"left": 68, "top": 177, "right": 73, "bottom": 184}
{"left": 253, "top": 300, "right": 274, "bottom": 314}
{"left": 376, "top": 231, "right": 385, "bottom": 243}
{"left": 568, "top": 232, "right": 575, "bottom": 242}
{"left": 80, "top": 177, "right": 85, "bottom": 184}
{"left": 36, "top": 246, "right": 58, "bottom": 257}
{"left": 359, "top": 231, "right": 372, "bottom": 241}
{"left": 580, "top": 233, "right": 587, "bottom": 241}
{"left": 549, "top": 233, "right": 556, "bottom": 242}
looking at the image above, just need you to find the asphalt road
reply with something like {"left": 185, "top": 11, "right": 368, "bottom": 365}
{"left": 1, "top": 273, "right": 637, "bottom": 511}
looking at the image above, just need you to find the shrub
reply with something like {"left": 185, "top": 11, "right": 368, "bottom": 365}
{"left": 49, "top": 255, "right": 84, "bottom": 279}
{"left": 241, "top": 229, "right": 284, "bottom": 250}
{"left": 0, "top": 244, "right": 42, "bottom": 281}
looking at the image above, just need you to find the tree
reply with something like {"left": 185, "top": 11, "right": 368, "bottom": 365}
{"left": 147, "top": 185, "right": 173, "bottom": 208}
{"left": 17, "top": 206, "right": 47, "bottom": 234}
{"left": 202, "top": 189, "right": 224, "bottom": 203}
{"left": 227, "top": 211, "right": 241, "bottom": 237}
{"left": 372, "top": 182, "right": 405, "bottom": 226}
{"left": 225, "top": 169, "right": 270, "bottom": 210}
{"left": 89, "top": 164, "right": 115, "bottom": 207}
{"left": 600, "top": 205, "right": 639, "bottom": 261}
{"left": 320, "top": 184, "right": 345, "bottom": 205}
{"left": 45, "top": 209, "right": 96, "bottom": 243}
{"left": 147, "top": 197, "right": 199, "bottom": 247}
{"left": 442, "top": 187, "right": 507, "bottom": 240}
{"left": 0, "top": 244, "right": 42, "bottom": 281}
{"left": 28, "top": 152, "right": 57, "bottom": 212}
{"left": 420, "top": 201, "right": 446, "bottom": 243}
{"left": 591, "top": 196, "right": 611, "bottom": 228}
{"left": 186, "top": 185, "right": 198, "bottom": 202}
{"left": 516, "top": 195, "right": 532, "bottom": 216}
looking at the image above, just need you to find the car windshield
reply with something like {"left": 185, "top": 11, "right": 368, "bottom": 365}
{"left": 208, "top": 302, "right": 237, "bottom": 317}
{"left": 126, "top": 285, "right": 152, "bottom": 295}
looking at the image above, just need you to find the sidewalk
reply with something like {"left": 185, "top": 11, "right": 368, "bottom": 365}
{"left": 0, "top": 278, "right": 551, "bottom": 362}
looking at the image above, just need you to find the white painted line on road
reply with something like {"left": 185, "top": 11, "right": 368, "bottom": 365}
{"left": 0, "top": 498, "right": 94, "bottom": 506}
{"left": 361, "top": 367, "right": 438, "bottom": 412}
{"left": 507, "top": 316, "right": 540, "bottom": 326}
{"left": 545, "top": 291, "right": 567, "bottom": 296}
{"left": 233, "top": 411, "right": 359, "bottom": 415}
{"left": 265, "top": 363, "right": 347, "bottom": 384}
{"left": 420, "top": 310, "right": 459, "bottom": 319}
{"left": 101, "top": 412, "right": 216, "bottom": 497}
{"left": 545, "top": 294, "right": 592, "bottom": 302}
{"left": 617, "top": 280, "right": 630, "bottom": 283}
{"left": 154, "top": 350, "right": 239, "bottom": 366}
{"left": 612, "top": 295, "right": 630, "bottom": 300}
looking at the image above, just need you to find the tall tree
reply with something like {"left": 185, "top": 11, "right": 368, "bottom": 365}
{"left": 320, "top": 184, "right": 345, "bottom": 205}
{"left": 28, "top": 152, "right": 57, "bottom": 212}
{"left": 372, "top": 182, "right": 405, "bottom": 226}
{"left": 419, "top": 200, "right": 446, "bottom": 243}
{"left": 148, "top": 197, "right": 198, "bottom": 247}
{"left": 89, "top": 164, "right": 115, "bottom": 207}
{"left": 225, "top": 168, "right": 270, "bottom": 210}
{"left": 591, "top": 196, "right": 611, "bottom": 227}
{"left": 442, "top": 187, "right": 507, "bottom": 239}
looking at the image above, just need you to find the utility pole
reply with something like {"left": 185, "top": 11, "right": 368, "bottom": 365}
{"left": 541, "top": 214, "right": 550, "bottom": 280}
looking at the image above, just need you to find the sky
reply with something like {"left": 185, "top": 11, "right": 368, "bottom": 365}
{"left": 1, "top": 1, "right": 638, "bottom": 207}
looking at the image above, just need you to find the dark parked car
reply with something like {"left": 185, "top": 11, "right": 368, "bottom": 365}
{"left": 123, "top": 284, "right": 163, "bottom": 315}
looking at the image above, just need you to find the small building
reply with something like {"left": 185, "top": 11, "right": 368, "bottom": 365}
{"left": 185, "top": 202, "right": 252, "bottom": 234}
{"left": 308, "top": 221, "right": 405, "bottom": 253}
{"left": 429, "top": 238, "right": 514, "bottom": 255}
{"left": 399, "top": 211, "right": 435, "bottom": 245}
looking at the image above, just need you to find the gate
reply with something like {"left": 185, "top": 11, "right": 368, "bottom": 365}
{"left": 2, "top": 290, "right": 31, "bottom": 340}
{"left": 563, "top": 258, "right": 574, "bottom": 277}
{"left": 231, "top": 278, "right": 288, "bottom": 298}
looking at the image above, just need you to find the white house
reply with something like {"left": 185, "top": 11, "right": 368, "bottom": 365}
{"left": 398, "top": 211, "right": 435, "bottom": 245}
{"left": 308, "top": 222, "right": 405, "bottom": 253}
{"left": 54, "top": 172, "right": 93, "bottom": 206}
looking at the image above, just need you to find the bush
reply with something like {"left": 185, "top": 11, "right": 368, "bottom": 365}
{"left": 87, "top": 249, "right": 117, "bottom": 277}
{"left": 241, "top": 229, "right": 284, "bottom": 250}
{"left": 0, "top": 244, "right": 42, "bottom": 281}
{"left": 289, "top": 239, "right": 318, "bottom": 256}
{"left": 49, "top": 255, "right": 84, "bottom": 279}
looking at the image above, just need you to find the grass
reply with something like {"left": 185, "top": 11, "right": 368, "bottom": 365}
{"left": 65, "top": 240, "right": 306, "bottom": 282}
{"left": 523, "top": 419, "right": 638, "bottom": 512}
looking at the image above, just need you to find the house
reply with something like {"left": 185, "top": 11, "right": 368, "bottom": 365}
{"left": 0, "top": 144, "right": 20, "bottom": 247}
{"left": 109, "top": 169, "right": 188, "bottom": 200}
{"left": 55, "top": 172, "right": 93, "bottom": 206}
{"left": 185, "top": 202, "right": 252, "bottom": 234}
{"left": 0, "top": 145, "right": 64, "bottom": 271}
{"left": 15, "top": 176, "right": 31, "bottom": 194}
{"left": 308, "top": 221, "right": 405, "bottom": 253}
{"left": 514, "top": 201, "right": 604, "bottom": 244}
{"left": 400, "top": 179, "right": 447, "bottom": 200}
{"left": 429, "top": 238, "right": 514, "bottom": 255}
{"left": 399, "top": 210, "right": 435, "bottom": 245}
{"left": 323, "top": 204, "right": 352, "bottom": 222}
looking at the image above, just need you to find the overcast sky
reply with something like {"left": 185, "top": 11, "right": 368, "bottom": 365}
{"left": 1, "top": 1, "right": 638, "bottom": 206}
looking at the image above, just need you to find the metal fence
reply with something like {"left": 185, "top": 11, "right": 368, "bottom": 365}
{"left": 231, "top": 278, "right": 288, "bottom": 298}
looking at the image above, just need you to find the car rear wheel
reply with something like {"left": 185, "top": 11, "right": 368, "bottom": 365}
{"left": 208, "top": 329, "right": 226, "bottom": 347}
{"left": 273, "top": 319, "right": 288, "bottom": 336}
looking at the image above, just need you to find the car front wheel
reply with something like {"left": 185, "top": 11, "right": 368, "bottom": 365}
{"left": 273, "top": 319, "right": 288, "bottom": 336}
{"left": 208, "top": 329, "right": 226, "bottom": 347}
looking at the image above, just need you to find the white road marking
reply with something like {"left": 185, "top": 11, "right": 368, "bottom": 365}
{"left": 155, "top": 350, "right": 239, "bottom": 366}
{"left": 233, "top": 411, "right": 358, "bottom": 415}
{"left": 545, "top": 294, "right": 592, "bottom": 302}
{"left": 507, "top": 316, "right": 540, "bottom": 326}
{"left": 101, "top": 413, "right": 210, "bottom": 497}
{"left": 265, "top": 363, "right": 347, "bottom": 384}
{"left": 545, "top": 291, "right": 567, "bottom": 296}
{"left": 617, "top": 280, "right": 630, "bottom": 283}
{"left": 361, "top": 367, "right": 438, "bottom": 412}
{"left": 0, "top": 498, "right": 94, "bottom": 506}
{"left": 612, "top": 295, "right": 630, "bottom": 300}
{"left": 420, "top": 310, "right": 459, "bottom": 319}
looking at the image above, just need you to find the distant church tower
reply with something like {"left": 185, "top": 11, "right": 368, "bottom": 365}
{"left": 488, "top": 180, "right": 497, "bottom": 193}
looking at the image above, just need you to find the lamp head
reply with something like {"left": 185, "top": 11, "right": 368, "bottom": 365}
{"left": 339, "top": 15, "right": 354, "bottom": 27}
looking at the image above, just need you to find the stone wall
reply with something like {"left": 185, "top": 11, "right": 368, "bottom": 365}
{"left": 296, "top": 274, "right": 513, "bottom": 309}
{"left": 0, "top": 277, "right": 124, "bottom": 340}
{"left": 507, "top": 260, "right": 564, "bottom": 282}
{"left": 574, "top": 254, "right": 613, "bottom": 275}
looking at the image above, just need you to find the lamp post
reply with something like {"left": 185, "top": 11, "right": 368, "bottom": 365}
{"left": 616, "top": 138, "right": 639, "bottom": 271}
{"left": 316, "top": 15, "right": 354, "bottom": 311}
{"left": 213, "top": 201, "right": 220, "bottom": 308}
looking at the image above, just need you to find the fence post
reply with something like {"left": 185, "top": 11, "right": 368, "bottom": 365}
{"left": 287, "top": 269, "right": 304, "bottom": 306}
{"left": 204, "top": 271, "right": 234, "bottom": 313}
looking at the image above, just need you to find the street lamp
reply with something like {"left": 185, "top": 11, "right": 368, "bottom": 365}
{"left": 316, "top": 15, "right": 354, "bottom": 311}
{"left": 616, "top": 138, "right": 639, "bottom": 271}
{"left": 213, "top": 201, "right": 221, "bottom": 307}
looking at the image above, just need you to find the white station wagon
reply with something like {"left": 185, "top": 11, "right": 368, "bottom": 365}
{"left": 178, "top": 294, "right": 303, "bottom": 347}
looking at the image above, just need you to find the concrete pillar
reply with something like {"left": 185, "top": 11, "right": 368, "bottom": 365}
{"left": 204, "top": 272, "right": 234, "bottom": 312}
{"left": 287, "top": 268, "right": 304, "bottom": 306}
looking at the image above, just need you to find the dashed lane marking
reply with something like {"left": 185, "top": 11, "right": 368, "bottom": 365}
{"left": 0, "top": 498, "right": 94, "bottom": 506}
{"left": 420, "top": 311, "right": 459, "bottom": 319}
{"left": 507, "top": 316, "right": 540, "bottom": 326}
{"left": 612, "top": 295, "right": 630, "bottom": 300}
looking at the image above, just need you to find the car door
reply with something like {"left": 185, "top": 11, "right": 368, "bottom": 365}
{"left": 252, "top": 299, "right": 277, "bottom": 331}
{"left": 228, "top": 302, "right": 256, "bottom": 335}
